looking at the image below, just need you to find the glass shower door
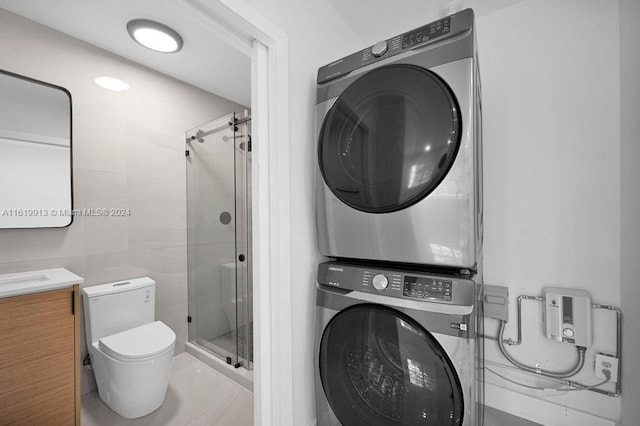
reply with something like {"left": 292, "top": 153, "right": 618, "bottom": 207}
{"left": 186, "top": 111, "right": 252, "bottom": 369}
{"left": 234, "top": 111, "right": 253, "bottom": 368}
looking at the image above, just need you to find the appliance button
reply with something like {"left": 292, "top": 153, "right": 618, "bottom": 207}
{"left": 563, "top": 328, "right": 575, "bottom": 338}
{"left": 372, "top": 40, "right": 388, "bottom": 57}
{"left": 372, "top": 274, "right": 389, "bottom": 291}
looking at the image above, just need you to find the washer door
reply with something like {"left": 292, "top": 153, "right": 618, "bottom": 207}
{"left": 319, "top": 304, "right": 464, "bottom": 425}
{"left": 318, "top": 64, "right": 462, "bottom": 213}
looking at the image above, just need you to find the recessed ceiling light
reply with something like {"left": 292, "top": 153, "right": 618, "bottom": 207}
{"left": 127, "top": 19, "right": 183, "bottom": 53}
{"left": 95, "top": 76, "right": 130, "bottom": 92}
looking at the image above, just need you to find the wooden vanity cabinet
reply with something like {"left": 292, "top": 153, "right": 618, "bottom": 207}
{"left": 0, "top": 284, "right": 81, "bottom": 425}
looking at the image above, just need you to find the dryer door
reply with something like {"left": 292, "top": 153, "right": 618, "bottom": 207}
{"left": 319, "top": 304, "right": 464, "bottom": 425}
{"left": 318, "top": 64, "right": 462, "bottom": 213}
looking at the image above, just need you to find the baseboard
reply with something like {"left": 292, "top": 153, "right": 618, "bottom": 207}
{"left": 484, "top": 382, "right": 617, "bottom": 426}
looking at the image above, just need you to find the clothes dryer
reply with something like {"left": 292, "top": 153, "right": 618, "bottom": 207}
{"left": 316, "top": 9, "right": 482, "bottom": 270}
{"left": 314, "top": 261, "right": 483, "bottom": 425}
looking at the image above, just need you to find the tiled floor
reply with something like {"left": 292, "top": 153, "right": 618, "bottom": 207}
{"left": 485, "top": 406, "right": 542, "bottom": 426}
{"left": 81, "top": 352, "right": 538, "bottom": 426}
{"left": 81, "top": 353, "right": 253, "bottom": 426}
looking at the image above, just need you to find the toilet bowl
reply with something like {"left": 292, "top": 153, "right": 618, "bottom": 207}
{"left": 82, "top": 277, "right": 176, "bottom": 418}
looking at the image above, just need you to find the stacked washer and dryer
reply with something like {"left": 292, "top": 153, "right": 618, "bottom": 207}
{"left": 314, "top": 9, "right": 484, "bottom": 426}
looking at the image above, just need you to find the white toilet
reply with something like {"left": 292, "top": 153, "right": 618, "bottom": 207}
{"left": 82, "top": 277, "right": 176, "bottom": 419}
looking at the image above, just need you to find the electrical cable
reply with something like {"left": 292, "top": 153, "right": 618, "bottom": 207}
{"left": 561, "top": 371, "right": 611, "bottom": 391}
{"left": 497, "top": 320, "right": 586, "bottom": 379}
{"left": 485, "top": 367, "right": 560, "bottom": 391}
{"left": 486, "top": 367, "right": 611, "bottom": 392}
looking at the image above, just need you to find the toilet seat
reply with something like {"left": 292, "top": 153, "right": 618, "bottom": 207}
{"left": 99, "top": 321, "right": 176, "bottom": 362}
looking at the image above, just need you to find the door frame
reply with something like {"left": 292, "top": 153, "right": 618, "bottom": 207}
{"left": 181, "top": 0, "right": 293, "bottom": 424}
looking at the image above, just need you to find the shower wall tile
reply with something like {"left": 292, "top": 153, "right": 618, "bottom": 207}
{"left": 0, "top": 10, "right": 246, "bottom": 394}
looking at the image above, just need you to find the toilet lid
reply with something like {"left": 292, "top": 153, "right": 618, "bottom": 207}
{"left": 99, "top": 321, "right": 176, "bottom": 361}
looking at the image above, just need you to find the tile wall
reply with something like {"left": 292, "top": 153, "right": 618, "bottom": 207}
{"left": 0, "top": 9, "right": 246, "bottom": 393}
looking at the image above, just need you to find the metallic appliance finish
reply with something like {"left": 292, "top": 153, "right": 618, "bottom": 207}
{"left": 315, "top": 9, "right": 482, "bottom": 270}
{"left": 314, "top": 261, "right": 481, "bottom": 425}
{"left": 371, "top": 40, "right": 388, "bottom": 57}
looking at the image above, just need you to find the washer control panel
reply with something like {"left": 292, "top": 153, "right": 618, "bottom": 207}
{"left": 317, "top": 261, "right": 475, "bottom": 306}
{"left": 372, "top": 274, "right": 389, "bottom": 291}
{"left": 403, "top": 276, "right": 452, "bottom": 301}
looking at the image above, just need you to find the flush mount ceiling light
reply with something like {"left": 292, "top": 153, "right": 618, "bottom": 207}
{"left": 127, "top": 19, "right": 183, "bottom": 53}
{"left": 95, "top": 76, "right": 130, "bottom": 92}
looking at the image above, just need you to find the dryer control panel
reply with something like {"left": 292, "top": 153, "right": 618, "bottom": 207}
{"left": 317, "top": 261, "right": 475, "bottom": 307}
{"left": 317, "top": 9, "right": 474, "bottom": 84}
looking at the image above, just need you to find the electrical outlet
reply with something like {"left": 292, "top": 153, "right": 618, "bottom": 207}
{"left": 594, "top": 353, "right": 619, "bottom": 382}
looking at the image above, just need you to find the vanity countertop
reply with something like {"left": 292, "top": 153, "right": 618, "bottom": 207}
{"left": 0, "top": 268, "right": 84, "bottom": 298}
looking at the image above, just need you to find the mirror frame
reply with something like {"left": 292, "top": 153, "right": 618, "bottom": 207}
{"left": 0, "top": 68, "right": 74, "bottom": 229}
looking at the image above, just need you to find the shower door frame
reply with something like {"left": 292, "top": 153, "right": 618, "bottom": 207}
{"left": 186, "top": 110, "right": 253, "bottom": 370}
{"left": 180, "top": 0, "right": 293, "bottom": 424}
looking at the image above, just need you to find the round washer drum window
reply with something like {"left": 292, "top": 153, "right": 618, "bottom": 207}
{"left": 318, "top": 64, "right": 462, "bottom": 213}
{"left": 319, "top": 304, "right": 464, "bottom": 425}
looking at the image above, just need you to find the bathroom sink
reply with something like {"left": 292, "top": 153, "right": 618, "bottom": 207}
{"left": 0, "top": 268, "right": 84, "bottom": 298}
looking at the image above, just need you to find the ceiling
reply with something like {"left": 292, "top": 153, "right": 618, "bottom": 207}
{"left": 0, "top": 0, "right": 252, "bottom": 106}
{"left": 326, "top": 0, "right": 527, "bottom": 43}
{"left": 0, "top": 0, "right": 524, "bottom": 108}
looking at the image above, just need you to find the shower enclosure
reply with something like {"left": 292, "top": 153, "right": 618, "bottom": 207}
{"left": 186, "top": 111, "right": 252, "bottom": 369}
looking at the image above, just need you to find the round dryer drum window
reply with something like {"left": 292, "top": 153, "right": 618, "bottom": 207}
{"left": 318, "top": 64, "right": 462, "bottom": 213}
{"left": 319, "top": 304, "right": 464, "bottom": 425}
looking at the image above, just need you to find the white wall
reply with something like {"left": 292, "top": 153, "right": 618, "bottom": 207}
{"left": 479, "top": 1, "right": 621, "bottom": 423}
{"left": 232, "top": 1, "right": 362, "bottom": 424}
{"left": 619, "top": 0, "right": 640, "bottom": 423}
{"left": 255, "top": 0, "right": 627, "bottom": 424}
{"left": 0, "top": 9, "right": 245, "bottom": 393}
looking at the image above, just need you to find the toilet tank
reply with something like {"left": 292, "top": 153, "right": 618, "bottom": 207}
{"left": 82, "top": 277, "right": 156, "bottom": 344}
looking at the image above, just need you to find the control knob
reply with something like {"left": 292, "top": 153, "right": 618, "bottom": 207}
{"left": 372, "top": 41, "right": 388, "bottom": 57}
{"left": 372, "top": 274, "right": 389, "bottom": 291}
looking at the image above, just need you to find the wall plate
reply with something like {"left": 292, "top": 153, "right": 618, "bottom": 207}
{"left": 484, "top": 285, "right": 509, "bottom": 322}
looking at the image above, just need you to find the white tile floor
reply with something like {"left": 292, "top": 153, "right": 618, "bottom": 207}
{"left": 81, "top": 353, "right": 253, "bottom": 426}
{"left": 81, "top": 352, "right": 539, "bottom": 426}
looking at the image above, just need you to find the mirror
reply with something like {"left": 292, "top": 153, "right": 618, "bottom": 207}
{"left": 0, "top": 69, "right": 72, "bottom": 228}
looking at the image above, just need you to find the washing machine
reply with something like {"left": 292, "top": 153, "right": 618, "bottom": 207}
{"left": 314, "top": 261, "right": 483, "bottom": 425}
{"left": 315, "top": 9, "right": 482, "bottom": 270}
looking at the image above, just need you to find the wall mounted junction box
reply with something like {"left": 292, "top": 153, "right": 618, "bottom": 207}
{"left": 483, "top": 285, "right": 509, "bottom": 322}
{"left": 541, "top": 287, "right": 592, "bottom": 347}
